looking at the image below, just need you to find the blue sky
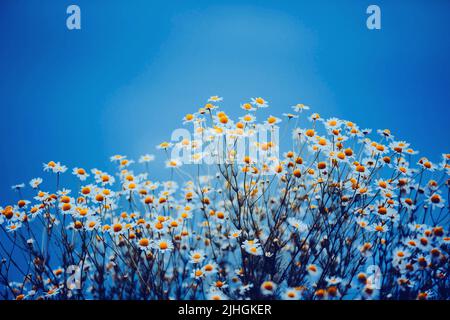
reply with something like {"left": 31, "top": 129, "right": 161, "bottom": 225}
{"left": 1, "top": 0, "right": 449, "bottom": 202}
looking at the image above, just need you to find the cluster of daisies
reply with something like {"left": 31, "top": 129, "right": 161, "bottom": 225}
{"left": 0, "top": 96, "right": 448, "bottom": 300}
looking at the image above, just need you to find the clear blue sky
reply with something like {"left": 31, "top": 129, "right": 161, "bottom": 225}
{"left": 1, "top": 0, "right": 449, "bottom": 202}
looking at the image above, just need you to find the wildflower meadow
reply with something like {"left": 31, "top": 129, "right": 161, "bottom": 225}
{"left": 1, "top": 97, "right": 449, "bottom": 300}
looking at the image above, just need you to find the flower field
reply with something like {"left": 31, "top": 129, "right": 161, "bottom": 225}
{"left": 1, "top": 97, "right": 449, "bottom": 300}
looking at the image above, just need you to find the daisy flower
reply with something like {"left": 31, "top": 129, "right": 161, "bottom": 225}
{"left": 418, "top": 158, "right": 436, "bottom": 171}
{"left": 228, "top": 229, "right": 242, "bottom": 240}
{"left": 370, "top": 224, "right": 389, "bottom": 234}
{"left": 287, "top": 217, "right": 308, "bottom": 233}
{"left": 72, "top": 167, "right": 89, "bottom": 181}
{"left": 238, "top": 283, "right": 254, "bottom": 296}
{"left": 7, "top": 222, "right": 22, "bottom": 232}
{"left": 29, "top": 178, "right": 43, "bottom": 189}
{"left": 95, "top": 172, "right": 115, "bottom": 186}
{"left": 139, "top": 154, "right": 155, "bottom": 163}
{"left": 45, "top": 287, "right": 61, "bottom": 298}
{"left": 240, "top": 102, "right": 256, "bottom": 112}
{"left": 401, "top": 198, "right": 416, "bottom": 212}
{"left": 189, "top": 250, "right": 206, "bottom": 264}
{"left": 260, "top": 281, "right": 277, "bottom": 296}
{"left": 191, "top": 269, "right": 205, "bottom": 280}
{"left": 43, "top": 161, "right": 58, "bottom": 172}
{"left": 110, "top": 155, "right": 125, "bottom": 162}
{"left": 389, "top": 141, "right": 410, "bottom": 154}
{"left": 118, "top": 158, "right": 134, "bottom": 168}
{"left": 281, "top": 287, "right": 300, "bottom": 300}
{"left": 11, "top": 183, "right": 25, "bottom": 190}
{"left": 308, "top": 113, "right": 321, "bottom": 122}
{"left": 153, "top": 238, "right": 174, "bottom": 253}
{"left": 157, "top": 142, "right": 173, "bottom": 150}
{"left": 426, "top": 192, "right": 445, "bottom": 208}
{"left": 393, "top": 247, "right": 411, "bottom": 261}
{"left": 208, "top": 95, "right": 223, "bottom": 102}
{"left": 211, "top": 280, "right": 228, "bottom": 289}
{"left": 85, "top": 218, "right": 100, "bottom": 231}
{"left": 292, "top": 103, "right": 310, "bottom": 112}
{"left": 326, "top": 277, "right": 342, "bottom": 286}
{"left": 264, "top": 115, "right": 282, "bottom": 126}
{"left": 324, "top": 117, "right": 342, "bottom": 130}
{"left": 110, "top": 222, "right": 125, "bottom": 235}
{"left": 53, "top": 162, "right": 67, "bottom": 173}
{"left": 282, "top": 112, "right": 298, "bottom": 120}
{"left": 204, "top": 103, "right": 218, "bottom": 111}
{"left": 183, "top": 113, "right": 195, "bottom": 124}
{"left": 241, "top": 239, "right": 263, "bottom": 256}
{"left": 251, "top": 97, "right": 269, "bottom": 108}
{"left": 306, "top": 264, "right": 322, "bottom": 278}
{"left": 207, "top": 288, "right": 229, "bottom": 300}
{"left": 239, "top": 114, "right": 256, "bottom": 124}
{"left": 377, "top": 128, "right": 394, "bottom": 140}
{"left": 137, "top": 237, "right": 151, "bottom": 251}
{"left": 405, "top": 148, "right": 419, "bottom": 155}
{"left": 165, "top": 158, "right": 183, "bottom": 168}
{"left": 202, "top": 262, "right": 219, "bottom": 275}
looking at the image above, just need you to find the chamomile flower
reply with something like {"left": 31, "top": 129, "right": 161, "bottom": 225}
{"left": 260, "top": 281, "right": 277, "bottom": 296}
{"left": 292, "top": 103, "right": 310, "bottom": 112}
{"left": 153, "top": 238, "right": 174, "bottom": 253}
{"left": 94, "top": 171, "right": 115, "bottom": 186}
{"left": 251, "top": 97, "right": 269, "bottom": 108}
{"left": 72, "top": 167, "right": 89, "bottom": 181}
{"left": 110, "top": 155, "right": 125, "bottom": 162}
{"left": 0, "top": 95, "right": 448, "bottom": 301}
{"left": 43, "top": 161, "right": 58, "bottom": 172}
{"left": 228, "top": 229, "right": 242, "bottom": 240}
{"left": 281, "top": 287, "right": 300, "bottom": 300}
{"left": 139, "top": 154, "right": 155, "bottom": 163}
{"left": 157, "top": 142, "right": 173, "bottom": 150}
{"left": 6, "top": 222, "right": 22, "bottom": 232}
{"left": 207, "top": 288, "right": 229, "bottom": 300}
{"left": 401, "top": 198, "right": 416, "bottom": 212}
{"left": 11, "top": 183, "right": 25, "bottom": 190}
{"left": 183, "top": 113, "right": 195, "bottom": 124}
{"left": 370, "top": 224, "right": 389, "bottom": 234}
{"left": 282, "top": 113, "right": 298, "bottom": 120}
{"left": 324, "top": 118, "right": 342, "bottom": 130}
{"left": 426, "top": 192, "right": 445, "bottom": 208}
{"left": 306, "top": 264, "right": 322, "bottom": 278}
{"left": 377, "top": 128, "right": 394, "bottom": 140}
{"left": 241, "top": 239, "right": 263, "bottom": 256}
{"left": 189, "top": 250, "right": 206, "bottom": 264}
{"left": 45, "top": 287, "right": 61, "bottom": 298}
{"left": 208, "top": 95, "right": 223, "bottom": 102}
{"left": 287, "top": 217, "right": 308, "bottom": 233}
{"left": 48, "top": 162, "right": 67, "bottom": 174}
{"left": 191, "top": 268, "right": 205, "bottom": 280}
{"left": 211, "top": 280, "right": 228, "bottom": 289}
{"left": 29, "top": 178, "right": 43, "bottom": 189}
{"left": 165, "top": 158, "right": 182, "bottom": 168}
{"left": 389, "top": 141, "right": 410, "bottom": 154}
{"left": 137, "top": 237, "right": 151, "bottom": 251}
{"left": 264, "top": 115, "right": 282, "bottom": 126}
{"left": 203, "top": 262, "right": 219, "bottom": 275}
{"left": 393, "top": 248, "right": 411, "bottom": 262}
{"left": 241, "top": 102, "right": 257, "bottom": 112}
{"left": 239, "top": 114, "right": 256, "bottom": 124}
{"left": 85, "top": 218, "right": 100, "bottom": 231}
{"left": 308, "top": 113, "right": 321, "bottom": 122}
{"left": 326, "top": 277, "right": 342, "bottom": 286}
